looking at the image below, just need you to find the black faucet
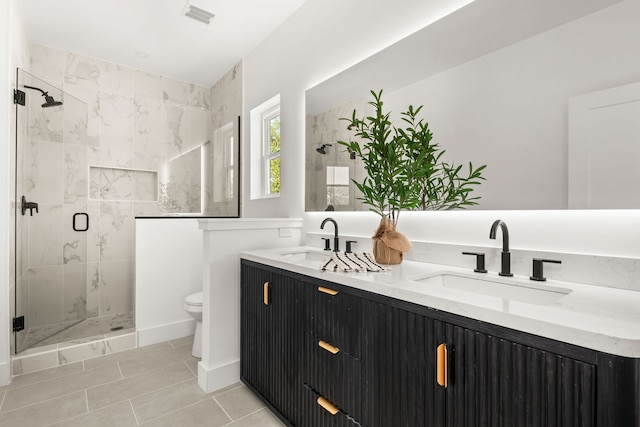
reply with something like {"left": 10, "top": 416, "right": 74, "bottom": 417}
{"left": 320, "top": 217, "right": 340, "bottom": 252}
{"left": 489, "top": 219, "right": 513, "bottom": 277}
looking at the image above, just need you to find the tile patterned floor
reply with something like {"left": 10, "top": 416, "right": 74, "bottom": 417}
{"left": 0, "top": 336, "right": 284, "bottom": 427}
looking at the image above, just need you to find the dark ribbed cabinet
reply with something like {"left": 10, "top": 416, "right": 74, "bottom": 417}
{"left": 240, "top": 261, "right": 304, "bottom": 425}
{"left": 240, "top": 260, "right": 640, "bottom": 427}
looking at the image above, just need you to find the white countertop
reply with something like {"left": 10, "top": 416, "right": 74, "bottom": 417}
{"left": 241, "top": 246, "right": 640, "bottom": 358}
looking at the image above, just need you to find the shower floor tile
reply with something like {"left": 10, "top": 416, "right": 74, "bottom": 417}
{"left": 21, "top": 312, "right": 134, "bottom": 350}
{"left": 13, "top": 313, "right": 137, "bottom": 376}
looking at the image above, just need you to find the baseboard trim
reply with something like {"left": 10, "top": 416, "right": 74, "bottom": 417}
{"left": 137, "top": 319, "right": 196, "bottom": 348}
{"left": 197, "top": 359, "right": 240, "bottom": 393}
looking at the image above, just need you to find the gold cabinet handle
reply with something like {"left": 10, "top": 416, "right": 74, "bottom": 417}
{"left": 437, "top": 343, "right": 448, "bottom": 388}
{"left": 263, "top": 282, "right": 270, "bottom": 305}
{"left": 317, "top": 396, "right": 339, "bottom": 415}
{"left": 318, "top": 340, "right": 340, "bottom": 354}
{"left": 318, "top": 286, "right": 338, "bottom": 296}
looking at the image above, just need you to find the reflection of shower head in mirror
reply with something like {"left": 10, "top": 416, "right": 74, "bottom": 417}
{"left": 23, "top": 84, "right": 63, "bottom": 108}
{"left": 316, "top": 143, "right": 332, "bottom": 155}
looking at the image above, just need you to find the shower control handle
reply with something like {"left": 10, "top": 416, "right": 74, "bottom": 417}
{"left": 21, "top": 196, "right": 38, "bottom": 216}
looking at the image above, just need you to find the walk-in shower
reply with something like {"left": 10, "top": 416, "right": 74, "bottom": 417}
{"left": 12, "top": 69, "right": 132, "bottom": 354}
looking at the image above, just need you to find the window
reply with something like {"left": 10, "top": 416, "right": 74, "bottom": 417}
{"left": 326, "top": 165, "right": 351, "bottom": 207}
{"left": 250, "top": 94, "right": 281, "bottom": 199}
{"left": 263, "top": 107, "right": 280, "bottom": 195}
{"left": 212, "top": 122, "right": 235, "bottom": 203}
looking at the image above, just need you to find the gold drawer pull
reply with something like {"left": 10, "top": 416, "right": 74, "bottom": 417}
{"left": 318, "top": 340, "right": 340, "bottom": 354}
{"left": 318, "top": 286, "right": 338, "bottom": 296}
{"left": 317, "top": 396, "right": 339, "bottom": 415}
{"left": 263, "top": 282, "right": 270, "bottom": 305}
{"left": 437, "top": 343, "right": 448, "bottom": 388}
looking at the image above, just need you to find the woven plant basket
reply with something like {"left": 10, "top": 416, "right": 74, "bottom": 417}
{"left": 372, "top": 217, "right": 411, "bottom": 265}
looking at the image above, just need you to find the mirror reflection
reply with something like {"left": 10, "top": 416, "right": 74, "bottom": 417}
{"left": 305, "top": 0, "right": 638, "bottom": 211}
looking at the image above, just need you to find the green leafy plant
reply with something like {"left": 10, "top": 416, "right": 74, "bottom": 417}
{"left": 337, "top": 90, "right": 486, "bottom": 225}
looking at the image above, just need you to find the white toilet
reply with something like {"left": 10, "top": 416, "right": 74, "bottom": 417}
{"left": 184, "top": 291, "right": 203, "bottom": 358}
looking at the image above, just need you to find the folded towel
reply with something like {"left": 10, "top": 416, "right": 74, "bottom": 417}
{"left": 320, "top": 252, "right": 389, "bottom": 273}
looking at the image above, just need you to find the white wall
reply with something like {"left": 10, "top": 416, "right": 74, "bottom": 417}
{"left": 135, "top": 219, "right": 203, "bottom": 347}
{"left": 0, "top": 0, "right": 11, "bottom": 385}
{"left": 244, "top": 0, "right": 640, "bottom": 261}
{"left": 197, "top": 219, "right": 302, "bottom": 392}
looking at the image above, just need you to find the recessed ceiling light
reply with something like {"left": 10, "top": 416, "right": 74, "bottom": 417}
{"left": 135, "top": 51, "right": 149, "bottom": 58}
{"left": 183, "top": 2, "right": 215, "bottom": 25}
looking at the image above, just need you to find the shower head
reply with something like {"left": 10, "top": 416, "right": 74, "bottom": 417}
{"left": 316, "top": 144, "right": 331, "bottom": 155}
{"left": 42, "top": 95, "right": 63, "bottom": 108}
{"left": 23, "top": 85, "right": 63, "bottom": 108}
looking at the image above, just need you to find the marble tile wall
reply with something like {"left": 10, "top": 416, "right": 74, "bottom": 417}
{"left": 27, "top": 44, "right": 213, "bottom": 329}
{"left": 305, "top": 98, "right": 366, "bottom": 212}
{"left": 206, "top": 63, "right": 241, "bottom": 217}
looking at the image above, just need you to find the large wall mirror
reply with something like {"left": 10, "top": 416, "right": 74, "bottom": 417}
{"left": 305, "top": 0, "right": 639, "bottom": 211}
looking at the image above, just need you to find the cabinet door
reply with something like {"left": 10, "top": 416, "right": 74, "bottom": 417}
{"left": 362, "top": 301, "right": 447, "bottom": 427}
{"left": 444, "top": 324, "right": 596, "bottom": 427}
{"left": 240, "top": 262, "right": 304, "bottom": 424}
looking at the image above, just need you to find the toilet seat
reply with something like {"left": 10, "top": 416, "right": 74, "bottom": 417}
{"left": 185, "top": 291, "right": 203, "bottom": 307}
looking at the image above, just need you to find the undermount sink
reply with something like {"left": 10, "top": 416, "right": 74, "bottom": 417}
{"left": 278, "top": 249, "right": 331, "bottom": 264}
{"left": 408, "top": 272, "right": 572, "bottom": 305}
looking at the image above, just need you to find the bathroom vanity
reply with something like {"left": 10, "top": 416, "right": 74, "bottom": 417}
{"left": 240, "top": 247, "right": 640, "bottom": 427}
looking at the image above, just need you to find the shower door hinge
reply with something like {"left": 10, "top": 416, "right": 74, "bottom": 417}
{"left": 14, "top": 89, "right": 26, "bottom": 106}
{"left": 13, "top": 316, "right": 25, "bottom": 332}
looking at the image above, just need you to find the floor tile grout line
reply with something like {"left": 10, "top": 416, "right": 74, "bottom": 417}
{"left": 135, "top": 396, "right": 231, "bottom": 426}
{"left": 41, "top": 389, "right": 91, "bottom": 427}
{"left": 6, "top": 361, "right": 87, "bottom": 390}
{"left": 129, "top": 398, "right": 141, "bottom": 426}
{"left": 214, "top": 382, "right": 245, "bottom": 395}
{"left": 5, "top": 360, "right": 147, "bottom": 412}
{"left": 213, "top": 395, "right": 234, "bottom": 422}
{"left": 117, "top": 360, "right": 125, "bottom": 379}
{"left": 0, "top": 389, "right": 6, "bottom": 412}
{"left": 129, "top": 377, "right": 197, "bottom": 409}
{"left": 41, "top": 395, "right": 130, "bottom": 427}
{"left": 0, "top": 388, "right": 85, "bottom": 416}
{"left": 184, "top": 359, "right": 197, "bottom": 376}
{"left": 220, "top": 407, "right": 271, "bottom": 427}
{"left": 88, "top": 375, "right": 203, "bottom": 415}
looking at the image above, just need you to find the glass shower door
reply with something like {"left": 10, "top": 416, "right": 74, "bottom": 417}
{"left": 14, "top": 69, "right": 89, "bottom": 353}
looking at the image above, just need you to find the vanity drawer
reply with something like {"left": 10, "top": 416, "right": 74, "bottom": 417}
{"left": 301, "top": 385, "right": 361, "bottom": 427}
{"left": 306, "top": 282, "right": 362, "bottom": 358}
{"left": 304, "top": 332, "right": 361, "bottom": 420}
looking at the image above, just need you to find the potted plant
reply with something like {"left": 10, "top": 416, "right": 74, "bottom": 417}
{"left": 338, "top": 90, "right": 486, "bottom": 264}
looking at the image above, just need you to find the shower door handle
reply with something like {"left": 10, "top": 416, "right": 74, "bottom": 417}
{"left": 21, "top": 196, "right": 38, "bottom": 216}
{"left": 73, "top": 213, "right": 89, "bottom": 232}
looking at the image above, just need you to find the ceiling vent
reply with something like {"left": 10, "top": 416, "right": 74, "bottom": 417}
{"left": 183, "top": 3, "right": 215, "bottom": 25}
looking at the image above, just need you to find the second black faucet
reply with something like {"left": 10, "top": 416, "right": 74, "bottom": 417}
{"left": 489, "top": 219, "right": 513, "bottom": 277}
